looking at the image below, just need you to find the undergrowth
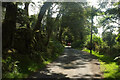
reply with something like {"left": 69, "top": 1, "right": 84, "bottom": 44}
{"left": 2, "top": 41, "right": 64, "bottom": 78}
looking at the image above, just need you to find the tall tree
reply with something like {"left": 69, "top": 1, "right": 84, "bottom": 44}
{"left": 33, "top": 2, "right": 53, "bottom": 51}
{"left": 59, "top": 2, "right": 87, "bottom": 43}
{"left": 34, "top": 2, "right": 53, "bottom": 31}
{"left": 24, "top": 2, "right": 30, "bottom": 29}
{"left": 2, "top": 2, "right": 17, "bottom": 49}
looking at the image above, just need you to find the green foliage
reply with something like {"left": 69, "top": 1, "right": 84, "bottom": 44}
{"left": 85, "top": 35, "right": 103, "bottom": 51}
{"left": 116, "top": 33, "right": 120, "bottom": 43}
{"left": 48, "top": 41, "right": 64, "bottom": 54}
{"left": 3, "top": 1, "right": 120, "bottom": 79}
{"left": 14, "top": 28, "right": 33, "bottom": 53}
{"left": 30, "top": 15, "right": 37, "bottom": 29}
{"left": 16, "top": 5, "right": 30, "bottom": 28}
{"left": 71, "top": 40, "right": 84, "bottom": 50}
{"left": 2, "top": 56, "right": 23, "bottom": 78}
{"left": 111, "top": 43, "right": 120, "bottom": 56}
{"left": 83, "top": 49, "right": 120, "bottom": 79}
{"left": 102, "top": 32, "right": 116, "bottom": 47}
{"left": 60, "top": 2, "right": 87, "bottom": 42}
{"left": 84, "top": 33, "right": 119, "bottom": 56}
{"left": 93, "top": 26, "right": 98, "bottom": 34}
{"left": 2, "top": 40, "right": 64, "bottom": 78}
{"left": 99, "top": 41, "right": 109, "bottom": 54}
{"left": 100, "top": 32, "right": 118, "bottom": 55}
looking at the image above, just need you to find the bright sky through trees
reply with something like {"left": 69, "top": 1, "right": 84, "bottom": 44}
{"left": 29, "top": 0, "right": 118, "bottom": 37}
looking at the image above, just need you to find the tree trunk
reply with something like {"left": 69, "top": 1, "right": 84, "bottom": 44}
{"left": 34, "top": 2, "right": 52, "bottom": 31}
{"left": 58, "top": 27, "right": 63, "bottom": 43}
{"left": 2, "top": 2, "right": 17, "bottom": 49}
{"left": 45, "top": 7, "right": 54, "bottom": 51}
{"left": 33, "top": 2, "right": 52, "bottom": 51}
{"left": 24, "top": 2, "right": 30, "bottom": 29}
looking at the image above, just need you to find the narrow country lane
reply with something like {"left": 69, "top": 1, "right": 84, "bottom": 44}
{"left": 29, "top": 48, "right": 103, "bottom": 79}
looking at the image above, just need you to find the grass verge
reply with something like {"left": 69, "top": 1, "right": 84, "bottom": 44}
{"left": 83, "top": 48, "right": 120, "bottom": 79}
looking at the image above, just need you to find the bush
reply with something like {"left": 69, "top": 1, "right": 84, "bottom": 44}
{"left": 85, "top": 35, "right": 103, "bottom": 52}
{"left": 48, "top": 40, "right": 64, "bottom": 54}
{"left": 85, "top": 34, "right": 120, "bottom": 57}
{"left": 2, "top": 56, "right": 21, "bottom": 78}
{"left": 99, "top": 41, "right": 109, "bottom": 54}
{"left": 71, "top": 40, "right": 84, "bottom": 49}
{"left": 111, "top": 43, "right": 120, "bottom": 56}
{"left": 2, "top": 40, "right": 64, "bottom": 78}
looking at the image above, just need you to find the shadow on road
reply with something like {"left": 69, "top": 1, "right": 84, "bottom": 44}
{"left": 29, "top": 48, "right": 103, "bottom": 79}
{"left": 53, "top": 49, "right": 94, "bottom": 70}
{"left": 29, "top": 67, "right": 69, "bottom": 79}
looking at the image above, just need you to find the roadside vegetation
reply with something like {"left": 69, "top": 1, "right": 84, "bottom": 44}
{"left": 2, "top": 1, "right": 120, "bottom": 79}
{"left": 83, "top": 49, "right": 120, "bottom": 79}
{"left": 3, "top": 41, "right": 64, "bottom": 78}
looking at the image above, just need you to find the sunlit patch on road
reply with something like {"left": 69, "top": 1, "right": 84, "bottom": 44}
{"left": 65, "top": 46, "right": 71, "bottom": 48}
{"left": 30, "top": 49, "right": 102, "bottom": 79}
